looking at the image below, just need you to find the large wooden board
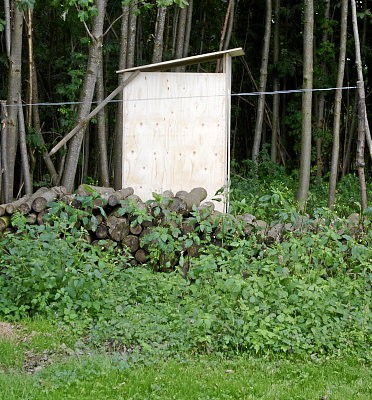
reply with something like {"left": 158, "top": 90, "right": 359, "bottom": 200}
{"left": 122, "top": 72, "right": 230, "bottom": 211}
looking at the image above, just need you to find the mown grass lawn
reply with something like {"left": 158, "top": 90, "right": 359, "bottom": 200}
{"left": 0, "top": 320, "right": 370, "bottom": 400}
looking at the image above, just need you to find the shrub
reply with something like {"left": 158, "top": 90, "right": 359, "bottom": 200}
{"left": 0, "top": 213, "right": 130, "bottom": 330}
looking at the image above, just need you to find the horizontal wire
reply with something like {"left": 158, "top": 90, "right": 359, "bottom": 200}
{"left": 1, "top": 86, "right": 357, "bottom": 107}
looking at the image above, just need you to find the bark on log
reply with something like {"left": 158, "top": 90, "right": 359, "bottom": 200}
{"left": 134, "top": 248, "right": 147, "bottom": 263}
{"left": 107, "top": 187, "right": 134, "bottom": 206}
{"left": 76, "top": 184, "right": 115, "bottom": 208}
{"left": 5, "top": 194, "right": 30, "bottom": 214}
{"left": 126, "top": 194, "right": 143, "bottom": 203}
{"left": 168, "top": 196, "right": 187, "bottom": 214}
{"left": 0, "top": 215, "right": 11, "bottom": 232}
{"left": 129, "top": 223, "right": 142, "bottom": 235}
{"left": 183, "top": 187, "right": 208, "bottom": 211}
{"left": 0, "top": 204, "right": 7, "bottom": 216}
{"left": 106, "top": 215, "right": 129, "bottom": 242}
{"left": 122, "top": 234, "right": 140, "bottom": 253}
{"left": 37, "top": 210, "right": 48, "bottom": 225}
{"left": 18, "top": 187, "right": 50, "bottom": 214}
{"left": 26, "top": 212, "right": 37, "bottom": 224}
{"left": 31, "top": 186, "right": 67, "bottom": 212}
{"left": 95, "top": 223, "right": 109, "bottom": 239}
{"left": 175, "top": 190, "right": 188, "bottom": 200}
{"left": 198, "top": 201, "right": 215, "bottom": 212}
{"left": 77, "top": 184, "right": 115, "bottom": 198}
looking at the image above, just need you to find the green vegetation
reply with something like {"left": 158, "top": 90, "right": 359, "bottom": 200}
{"left": 0, "top": 169, "right": 371, "bottom": 398}
{"left": 1, "top": 348, "right": 371, "bottom": 400}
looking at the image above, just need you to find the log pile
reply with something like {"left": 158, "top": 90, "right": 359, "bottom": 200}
{"left": 0, "top": 184, "right": 365, "bottom": 271}
{"left": 0, "top": 185, "right": 217, "bottom": 268}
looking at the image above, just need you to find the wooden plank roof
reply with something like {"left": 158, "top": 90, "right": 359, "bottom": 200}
{"left": 116, "top": 47, "right": 245, "bottom": 74}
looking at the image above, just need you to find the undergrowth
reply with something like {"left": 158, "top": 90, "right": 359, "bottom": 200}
{"left": 0, "top": 166, "right": 371, "bottom": 361}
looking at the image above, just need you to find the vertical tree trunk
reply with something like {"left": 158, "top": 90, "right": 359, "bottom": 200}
{"left": 97, "top": 52, "right": 110, "bottom": 187}
{"left": 127, "top": 0, "right": 138, "bottom": 68}
{"left": 6, "top": 1, "right": 23, "bottom": 200}
{"left": 328, "top": 0, "right": 348, "bottom": 209}
{"left": 4, "top": 0, "right": 11, "bottom": 59}
{"left": 113, "top": 5, "right": 130, "bottom": 190}
{"left": 315, "top": 0, "right": 330, "bottom": 179}
{"left": 31, "top": 61, "right": 59, "bottom": 185}
{"left": 113, "top": 4, "right": 137, "bottom": 190}
{"left": 183, "top": 0, "right": 193, "bottom": 57}
{"left": 61, "top": 0, "right": 107, "bottom": 193}
{"left": 171, "top": 6, "right": 179, "bottom": 57}
{"left": 252, "top": 0, "right": 272, "bottom": 163}
{"left": 17, "top": 96, "right": 32, "bottom": 195}
{"left": 341, "top": 93, "right": 357, "bottom": 177}
{"left": 1, "top": 101, "right": 9, "bottom": 203}
{"left": 152, "top": 6, "right": 167, "bottom": 63}
{"left": 174, "top": 4, "right": 188, "bottom": 71}
{"left": 271, "top": 0, "right": 280, "bottom": 163}
{"left": 297, "top": 0, "right": 314, "bottom": 204}
{"left": 351, "top": 0, "right": 368, "bottom": 210}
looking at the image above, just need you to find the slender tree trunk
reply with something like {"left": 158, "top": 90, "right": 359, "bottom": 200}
{"left": 342, "top": 93, "right": 357, "bottom": 177}
{"left": 25, "top": 8, "right": 37, "bottom": 182}
{"left": 61, "top": 0, "right": 107, "bottom": 193}
{"left": 18, "top": 96, "right": 32, "bottom": 195}
{"left": 351, "top": 0, "right": 368, "bottom": 210}
{"left": 171, "top": 6, "right": 179, "bottom": 57}
{"left": 328, "top": 0, "right": 348, "bottom": 209}
{"left": 174, "top": 4, "right": 188, "bottom": 72}
{"left": 315, "top": 0, "right": 330, "bottom": 179}
{"left": 113, "top": 5, "right": 130, "bottom": 190}
{"left": 271, "top": 0, "right": 280, "bottom": 163}
{"left": 218, "top": 0, "right": 234, "bottom": 52}
{"left": 356, "top": 83, "right": 368, "bottom": 210}
{"left": 97, "top": 52, "right": 110, "bottom": 187}
{"left": 127, "top": 0, "right": 138, "bottom": 68}
{"left": 152, "top": 6, "right": 167, "bottom": 63}
{"left": 223, "top": 0, "right": 234, "bottom": 51}
{"left": 216, "top": 0, "right": 234, "bottom": 72}
{"left": 197, "top": 6, "right": 206, "bottom": 71}
{"left": 1, "top": 101, "right": 9, "bottom": 203}
{"left": 6, "top": 0, "right": 23, "bottom": 200}
{"left": 297, "top": 0, "right": 314, "bottom": 204}
{"left": 82, "top": 128, "right": 90, "bottom": 184}
{"left": 31, "top": 61, "right": 59, "bottom": 185}
{"left": 252, "top": 0, "right": 272, "bottom": 163}
{"left": 183, "top": 0, "right": 193, "bottom": 57}
{"left": 4, "top": 0, "right": 11, "bottom": 59}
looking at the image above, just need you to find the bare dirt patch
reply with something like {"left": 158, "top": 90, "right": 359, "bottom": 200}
{"left": 0, "top": 322, "right": 18, "bottom": 341}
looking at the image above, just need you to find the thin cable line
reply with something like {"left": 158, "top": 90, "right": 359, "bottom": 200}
{"left": 2, "top": 86, "right": 357, "bottom": 107}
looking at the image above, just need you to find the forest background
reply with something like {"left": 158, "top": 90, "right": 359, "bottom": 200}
{"left": 0, "top": 0, "right": 371, "bottom": 208}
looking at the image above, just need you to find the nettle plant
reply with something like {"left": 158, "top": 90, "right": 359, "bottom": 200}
{"left": 0, "top": 210, "right": 129, "bottom": 327}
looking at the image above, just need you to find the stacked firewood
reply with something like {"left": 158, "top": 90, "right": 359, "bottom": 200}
{"left": 0, "top": 184, "right": 217, "bottom": 266}
{"left": 0, "top": 185, "right": 364, "bottom": 269}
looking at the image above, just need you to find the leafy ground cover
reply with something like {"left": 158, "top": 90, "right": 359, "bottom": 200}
{"left": 0, "top": 167, "right": 371, "bottom": 398}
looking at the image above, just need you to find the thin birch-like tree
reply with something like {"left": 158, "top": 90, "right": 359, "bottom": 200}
{"left": 5, "top": 0, "right": 23, "bottom": 201}
{"left": 315, "top": 0, "right": 330, "bottom": 179}
{"left": 297, "top": 0, "right": 314, "bottom": 204}
{"left": 252, "top": 0, "right": 272, "bottom": 163}
{"left": 350, "top": 0, "right": 368, "bottom": 210}
{"left": 271, "top": 0, "right": 280, "bottom": 163}
{"left": 61, "top": 0, "right": 108, "bottom": 192}
{"left": 328, "top": 0, "right": 348, "bottom": 208}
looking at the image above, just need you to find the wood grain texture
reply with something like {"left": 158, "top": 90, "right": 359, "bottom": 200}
{"left": 122, "top": 71, "right": 230, "bottom": 211}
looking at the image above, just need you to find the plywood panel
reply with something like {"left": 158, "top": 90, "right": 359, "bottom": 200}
{"left": 122, "top": 72, "right": 229, "bottom": 211}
